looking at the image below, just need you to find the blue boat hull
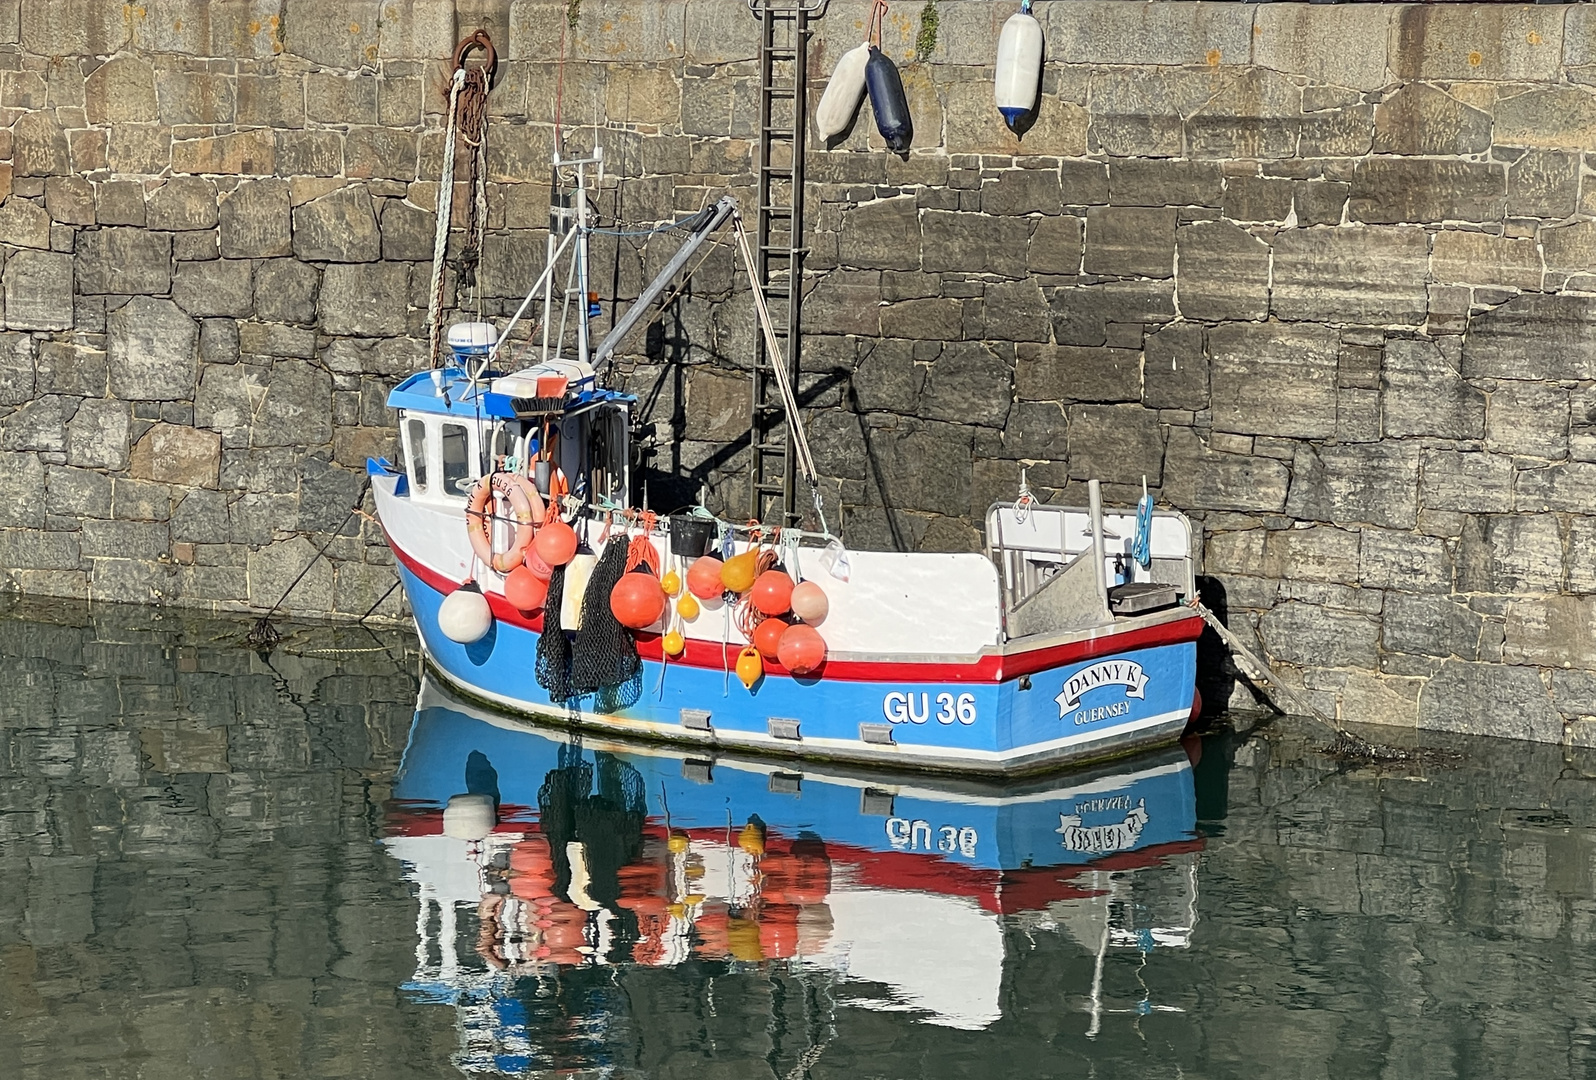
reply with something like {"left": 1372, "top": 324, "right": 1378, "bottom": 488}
{"left": 398, "top": 561, "right": 1199, "bottom": 776}
{"left": 392, "top": 682, "right": 1200, "bottom": 876}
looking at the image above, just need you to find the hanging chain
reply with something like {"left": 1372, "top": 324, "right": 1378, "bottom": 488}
{"left": 455, "top": 64, "right": 491, "bottom": 301}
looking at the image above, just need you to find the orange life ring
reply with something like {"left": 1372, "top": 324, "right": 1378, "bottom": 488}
{"left": 502, "top": 472, "right": 546, "bottom": 528}
{"left": 466, "top": 472, "right": 543, "bottom": 573}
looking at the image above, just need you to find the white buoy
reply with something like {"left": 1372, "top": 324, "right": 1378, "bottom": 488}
{"left": 439, "top": 584, "right": 492, "bottom": 643}
{"left": 994, "top": 2, "right": 1044, "bottom": 127}
{"left": 815, "top": 42, "right": 870, "bottom": 141}
{"left": 442, "top": 793, "right": 496, "bottom": 840}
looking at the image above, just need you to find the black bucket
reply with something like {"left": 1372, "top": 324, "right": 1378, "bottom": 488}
{"left": 669, "top": 515, "right": 717, "bottom": 559}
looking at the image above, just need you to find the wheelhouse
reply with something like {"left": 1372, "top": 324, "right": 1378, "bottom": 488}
{"left": 387, "top": 357, "right": 635, "bottom": 511}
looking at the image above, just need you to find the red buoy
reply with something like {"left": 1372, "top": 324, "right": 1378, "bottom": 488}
{"left": 503, "top": 565, "right": 548, "bottom": 612}
{"left": 777, "top": 623, "right": 827, "bottom": 676}
{"left": 534, "top": 518, "right": 578, "bottom": 567}
{"left": 686, "top": 555, "right": 725, "bottom": 600}
{"left": 753, "top": 616, "right": 787, "bottom": 661}
{"left": 751, "top": 570, "right": 794, "bottom": 616}
{"left": 610, "top": 571, "right": 666, "bottom": 630}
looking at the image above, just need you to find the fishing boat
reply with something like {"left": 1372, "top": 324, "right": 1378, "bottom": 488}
{"left": 369, "top": 150, "right": 1205, "bottom": 777}
{"left": 383, "top": 677, "right": 1204, "bottom": 1044}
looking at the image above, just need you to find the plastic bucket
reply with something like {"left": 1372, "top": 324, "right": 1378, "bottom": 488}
{"left": 670, "top": 515, "right": 717, "bottom": 559}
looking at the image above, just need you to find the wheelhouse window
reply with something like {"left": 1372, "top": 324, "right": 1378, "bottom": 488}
{"left": 403, "top": 417, "right": 428, "bottom": 493}
{"left": 440, "top": 423, "right": 473, "bottom": 497}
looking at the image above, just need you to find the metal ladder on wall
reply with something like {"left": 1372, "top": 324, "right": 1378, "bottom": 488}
{"left": 747, "top": 0, "right": 823, "bottom": 526}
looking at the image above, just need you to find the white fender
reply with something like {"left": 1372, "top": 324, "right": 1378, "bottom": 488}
{"left": 560, "top": 552, "right": 598, "bottom": 631}
{"left": 439, "top": 586, "right": 492, "bottom": 644}
{"left": 994, "top": 10, "right": 1044, "bottom": 126}
{"left": 442, "top": 793, "right": 496, "bottom": 840}
{"left": 816, "top": 42, "right": 870, "bottom": 141}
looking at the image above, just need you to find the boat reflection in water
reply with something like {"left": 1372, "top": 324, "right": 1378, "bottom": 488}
{"left": 382, "top": 678, "right": 1205, "bottom": 1071}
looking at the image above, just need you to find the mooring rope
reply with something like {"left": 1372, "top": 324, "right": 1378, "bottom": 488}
{"left": 426, "top": 33, "right": 496, "bottom": 367}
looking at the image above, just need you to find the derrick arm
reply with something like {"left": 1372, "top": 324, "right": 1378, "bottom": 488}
{"left": 590, "top": 195, "right": 740, "bottom": 371}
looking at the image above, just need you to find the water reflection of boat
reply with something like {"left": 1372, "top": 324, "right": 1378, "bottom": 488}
{"left": 382, "top": 677, "right": 1205, "bottom": 1069}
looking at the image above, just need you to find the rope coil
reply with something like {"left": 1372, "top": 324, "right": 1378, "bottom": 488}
{"left": 427, "top": 31, "right": 497, "bottom": 368}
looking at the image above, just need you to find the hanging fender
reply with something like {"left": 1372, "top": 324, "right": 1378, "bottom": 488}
{"left": 466, "top": 472, "right": 543, "bottom": 574}
{"left": 815, "top": 42, "right": 870, "bottom": 141}
{"left": 865, "top": 47, "right": 912, "bottom": 153}
{"left": 994, "top": 7, "right": 1044, "bottom": 127}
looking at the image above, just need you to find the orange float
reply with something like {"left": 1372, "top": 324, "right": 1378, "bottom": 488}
{"left": 777, "top": 623, "right": 827, "bottom": 675}
{"left": 610, "top": 571, "right": 666, "bottom": 629}
{"left": 753, "top": 616, "right": 787, "bottom": 661}
{"left": 751, "top": 570, "right": 794, "bottom": 615}
{"left": 503, "top": 564, "right": 548, "bottom": 612}
{"left": 686, "top": 555, "right": 725, "bottom": 599}
{"left": 534, "top": 516, "right": 578, "bottom": 566}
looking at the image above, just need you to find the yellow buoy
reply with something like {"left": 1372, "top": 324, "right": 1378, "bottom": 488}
{"left": 677, "top": 592, "right": 700, "bottom": 620}
{"left": 663, "top": 629, "right": 685, "bottom": 656}
{"left": 735, "top": 645, "right": 763, "bottom": 689}
{"left": 721, "top": 549, "right": 759, "bottom": 593}
{"left": 661, "top": 569, "right": 682, "bottom": 597}
{"left": 727, "top": 917, "right": 763, "bottom": 962}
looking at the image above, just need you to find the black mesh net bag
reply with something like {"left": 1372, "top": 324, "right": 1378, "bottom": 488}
{"left": 535, "top": 564, "right": 574, "bottom": 703}
{"left": 536, "top": 744, "right": 648, "bottom": 959}
{"left": 570, "top": 539, "right": 641, "bottom": 697}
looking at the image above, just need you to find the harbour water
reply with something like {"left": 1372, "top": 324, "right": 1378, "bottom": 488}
{"left": 3, "top": 597, "right": 1596, "bottom": 1079}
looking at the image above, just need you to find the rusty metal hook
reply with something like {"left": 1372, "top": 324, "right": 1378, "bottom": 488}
{"left": 451, "top": 29, "right": 498, "bottom": 90}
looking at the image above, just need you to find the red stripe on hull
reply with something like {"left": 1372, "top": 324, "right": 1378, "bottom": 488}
{"left": 388, "top": 532, "right": 1204, "bottom": 685}
{"left": 382, "top": 808, "right": 1205, "bottom": 914}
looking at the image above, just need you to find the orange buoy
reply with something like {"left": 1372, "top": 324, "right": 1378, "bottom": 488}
{"left": 525, "top": 547, "right": 553, "bottom": 580}
{"left": 790, "top": 580, "right": 829, "bottom": 625}
{"left": 735, "top": 644, "right": 764, "bottom": 689}
{"left": 534, "top": 517, "right": 578, "bottom": 567}
{"left": 687, "top": 555, "right": 725, "bottom": 599}
{"left": 751, "top": 570, "right": 794, "bottom": 616}
{"left": 777, "top": 623, "right": 826, "bottom": 676}
{"left": 721, "top": 550, "right": 759, "bottom": 593}
{"left": 610, "top": 571, "right": 666, "bottom": 630}
{"left": 503, "top": 564, "right": 548, "bottom": 612}
{"left": 753, "top": 616, "right": 787, "bottom": 661}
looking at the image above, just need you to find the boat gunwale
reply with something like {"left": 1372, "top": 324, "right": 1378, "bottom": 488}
{"left": 378, "top": 499, "right": 1205, "bottom": 685}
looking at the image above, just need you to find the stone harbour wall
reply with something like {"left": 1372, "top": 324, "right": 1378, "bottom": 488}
{"left": 5, "top": 0, "right": 1596, "bottom": 739}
